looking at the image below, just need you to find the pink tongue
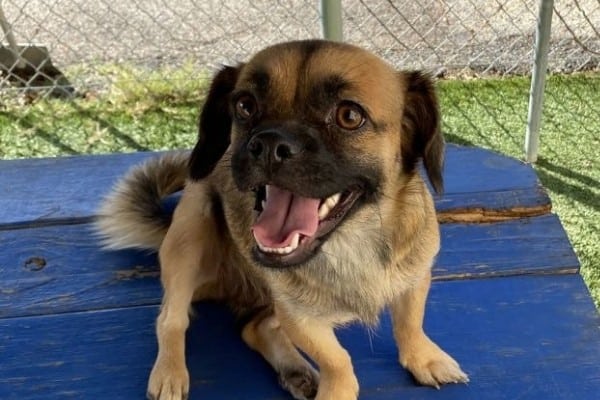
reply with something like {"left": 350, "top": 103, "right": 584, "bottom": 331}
{"left": 252, "top": 185, "right": 321, "bottom": 248}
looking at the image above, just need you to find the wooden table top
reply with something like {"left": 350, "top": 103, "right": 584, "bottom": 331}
{"left": 1, "top": 145, "right": 598, "bottom": 399}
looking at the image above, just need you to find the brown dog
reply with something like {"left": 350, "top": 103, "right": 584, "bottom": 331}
{"left": 96, "top": 39, "right": 468, "bottom": 400}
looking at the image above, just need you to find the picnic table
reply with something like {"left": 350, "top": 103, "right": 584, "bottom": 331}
{"left": 1, "top": 144, "right": 599, "bottom": 399}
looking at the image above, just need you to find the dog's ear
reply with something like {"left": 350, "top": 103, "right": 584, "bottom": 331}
{"left": 188, "top": 64, "right": 242, "bottom": 180}
{"left": 400, "top": 71, "right": 444, "bottom": 194}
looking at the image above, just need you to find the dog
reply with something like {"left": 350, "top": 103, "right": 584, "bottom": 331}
{"left": 96, "top": 39, "right": 468, "bottom": 400}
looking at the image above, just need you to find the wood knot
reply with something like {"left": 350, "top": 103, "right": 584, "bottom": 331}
{"left": 24, "top": 256, "right": 47, "bottom": 271}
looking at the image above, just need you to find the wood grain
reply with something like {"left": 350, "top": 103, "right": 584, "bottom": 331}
{"left": 1, "top": 275, "right": 598, "bottom": 400}
{"left": 0, "top": 215, "right": 578, "bottom": 318}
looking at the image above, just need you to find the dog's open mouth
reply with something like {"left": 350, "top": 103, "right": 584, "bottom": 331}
{"left": 251, "top": 184, "right": 363, "bottom": 268}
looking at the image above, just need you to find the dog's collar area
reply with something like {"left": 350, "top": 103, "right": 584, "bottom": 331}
{"left": 251, "top": 184, "right": 363, "bottom": 268}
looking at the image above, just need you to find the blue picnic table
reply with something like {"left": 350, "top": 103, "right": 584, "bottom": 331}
{"left": 1, "top": 144, "right": 599, "bottom": 399}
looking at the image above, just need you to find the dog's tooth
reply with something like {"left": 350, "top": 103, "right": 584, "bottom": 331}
{"left": 258, "top": 241, "right": 275, "bottom": 254}
{"left": 325, "top": 193, "right": 341, "bottom": 210}
{"left": 257, "top": 242, "right": 269, "bottom": 252}
{"left": 318, "top": 203, "right": 331, "bottom": 220}
{"left": 261, "top": 200, "right": 266, "bottom": 210}
{"left": 290, "top": 233, "right": 300, "bottom": 249}
{"left": 318, "top": 192, "right": 342, "bottom": 220}
{"left": 328, "top": 192, "right": 341, "bottom": 207}
{"left": 257, "top": 235, "right": 301, "bottom": 255}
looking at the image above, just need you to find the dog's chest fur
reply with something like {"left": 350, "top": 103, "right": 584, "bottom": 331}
{"left": 266, "top": 205, "right": 434, "bottom": 325}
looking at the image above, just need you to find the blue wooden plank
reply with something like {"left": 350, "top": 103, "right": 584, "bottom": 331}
{"left": 0, "top": 271, "right": 161, "bottom": 319}
{"left": 0, "top": 221, "right": 159, "bottom": 318}
{"left": 435, "top": 213, "right": 579, "bottom": 279}
{"left": 0, "top": 151, "right": 155, "bottom": 228}
{"left": 0, "top": 145, "right": 549, "bottom": 228}
{"left": 0, "top": 215, "right": 578, "bottom": 318}
{"left": 1, "top": 275, "right": 599, "bottom": 399}
{"left": 434, "top": 145, "right": 550, "bottom": 217}
{"left": 442, "top": 144, "right": 540, "bottom": 194}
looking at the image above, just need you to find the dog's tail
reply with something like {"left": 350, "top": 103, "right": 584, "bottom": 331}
{"left": 94, "top": 151, "right": 190, "bottom": 251}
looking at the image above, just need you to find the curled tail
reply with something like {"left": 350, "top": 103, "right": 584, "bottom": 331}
{"left": 95, "top": 151, "right": 190, "bottom": 250}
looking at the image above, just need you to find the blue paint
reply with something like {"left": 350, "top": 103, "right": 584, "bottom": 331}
{"left": 0, "top": 276, "right": 598, "bottom": 399}
{"left": 0, "top": 215, "right": 578, "bottom": 318}
{"left": 0, "top": 151, "right": 155, "bottom": 228}
{"left": 436, "top": 214, "right": 579, "bottom": 278}
{"left": 0, "top": 145, "right": 549, "bottom": 228}
{"left": 0, "top": 147, "right": 598, "bottom": 400}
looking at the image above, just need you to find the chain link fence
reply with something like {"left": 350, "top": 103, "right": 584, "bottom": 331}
{"left": 0, "top": 0, "right": 598, "bottom": 156}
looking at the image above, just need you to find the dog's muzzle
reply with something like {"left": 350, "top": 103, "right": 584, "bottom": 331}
{"left": 231, "top": 125, "right": 368, "bottom": 268}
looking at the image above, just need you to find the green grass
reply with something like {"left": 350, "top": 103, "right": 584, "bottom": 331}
{"left": 1, "top": 68, "right": 598, "bottom": 308}
{"left": 0, "top": 63, "right": 207, "bottom": 157}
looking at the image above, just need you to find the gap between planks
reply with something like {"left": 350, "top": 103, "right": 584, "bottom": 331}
{"left": 0, "top": 204, "right": 553, "bottom": 232}
{"left": 433, "top": 266, "right": 579, "bottom": 282}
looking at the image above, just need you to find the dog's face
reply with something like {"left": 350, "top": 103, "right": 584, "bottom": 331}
{"left": 189, "top": 40, "right": 443, "bottom": 269}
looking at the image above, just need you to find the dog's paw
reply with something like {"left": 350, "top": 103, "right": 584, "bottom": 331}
{"left": 401, "top": 337, "right": 469, "bottom": 389}
{"left": 314, "top": 371, "right": 359, "bottom": 400}
{"left": 279, "top": 366, "right": 319, "bottom": 400}
{"left": 146, "top": 359, "right": 190, "bottom": 400}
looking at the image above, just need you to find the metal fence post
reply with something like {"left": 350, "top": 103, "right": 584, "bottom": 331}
{"left": 320, "top": 0, "right": 343, "bottom": 41}
{"left": 0, "top": 3, "right": 26, "bottom": 68}
{"left": 525, "top": 0, "right": 554, "bottom": 163}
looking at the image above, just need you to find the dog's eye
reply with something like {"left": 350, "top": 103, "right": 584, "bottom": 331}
{"left": 235, "top": 95, "right": 258, "bottom": 120}
{"left": 335, "top": 102, "right": 365, "bottom": 130}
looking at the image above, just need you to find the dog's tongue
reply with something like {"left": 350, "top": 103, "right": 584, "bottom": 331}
{"left": 252, "top": 185, "right": 320, "bottom": 248}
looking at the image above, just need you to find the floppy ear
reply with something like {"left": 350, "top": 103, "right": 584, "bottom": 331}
{"left": 188, "top": 64, "right": 242, "bottom": 180}
{"left": 400, "top": 71, "right": 445, "bottom": 194}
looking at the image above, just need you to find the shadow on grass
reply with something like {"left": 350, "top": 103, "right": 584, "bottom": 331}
{"left": 443, "top": 132, "right": 476, "bottom": 147}
{"left": 536, "top": 157, "right": 600, "bottom": 189}
{"left": 14, "top": 114, "right": 79, "bottom": 155}
{"left": 535, "top": 158, "right": 600, "bottom": 212}
{"left": 68, "top": 101, "right": 149, "bottom": 152}
{"left": 9, "top": 101, "right": 150, "bottom": 155}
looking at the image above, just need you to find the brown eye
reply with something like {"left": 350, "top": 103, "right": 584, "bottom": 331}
{"left": 235, "top": 95, "right": 257, "bottom": 120}
{"left": 335, "top": 102, "right": 365, "bottom": 130}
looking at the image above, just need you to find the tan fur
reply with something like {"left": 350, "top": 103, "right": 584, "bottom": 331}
{"left": 96, "top": 40, "right": 467, "bottom": 400}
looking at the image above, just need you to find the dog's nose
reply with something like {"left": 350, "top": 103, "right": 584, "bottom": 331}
{"left": 247, "top": 131, "right": 302, "bottom": 164}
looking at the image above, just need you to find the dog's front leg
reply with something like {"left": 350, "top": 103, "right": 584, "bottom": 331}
{"left": 390, "top": 270, "right": 469, "bottom": 388}
{"left": 276, "top": 306, "right": 359, "bottom": 400}
{"left": 147, "top": 187, "right": 222, "bottom": 400}
{"left": 242, "top": 308, "right": 319, "bottom": 400}
{"left": 147, "top": 276, "right": 194, "bottom": 400}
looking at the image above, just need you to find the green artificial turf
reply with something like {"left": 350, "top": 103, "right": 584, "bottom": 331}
{"left": 1, "top": 68, "right": 598, "bottom": 307}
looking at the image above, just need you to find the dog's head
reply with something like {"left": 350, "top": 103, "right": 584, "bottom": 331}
{"left": 189, "top": 40, "right": 443, "bottom": 268}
